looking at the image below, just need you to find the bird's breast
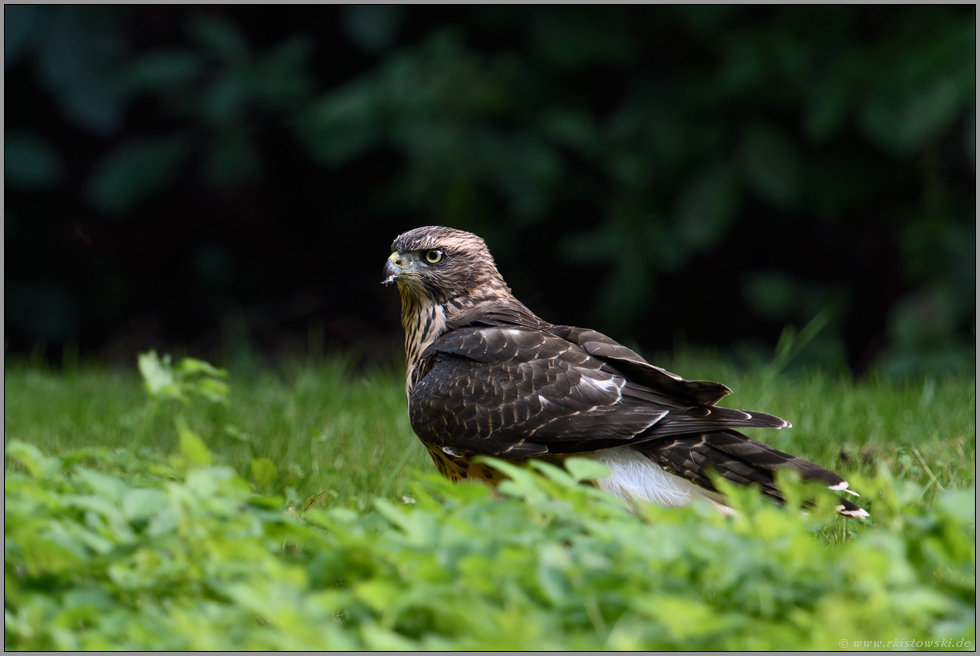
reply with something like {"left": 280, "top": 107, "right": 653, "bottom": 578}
{"left": 402, "top": 301, "right": 447, "bottom": 397}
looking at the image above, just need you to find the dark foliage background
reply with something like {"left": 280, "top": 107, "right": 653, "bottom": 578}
{"left": 5, "top": 6, "right": 975, "bottom": 376}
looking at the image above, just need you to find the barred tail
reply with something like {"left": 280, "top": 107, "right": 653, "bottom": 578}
{"left": 639, "top": 430, "right": 869, "bottom": 518}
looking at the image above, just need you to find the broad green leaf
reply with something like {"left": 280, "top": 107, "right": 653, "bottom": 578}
{"left": 564, "top": 457, "right": 611, "bottom": 483}
{"left": 6, "top": 440, "right": 63, "bottom": 479}
{"left": 539, "top": 107, "right": 596, "bottom": 151}
{"left": 675, "top": 161, "right": 739, "bottom": 250}
{"left": 188, "top": 15, "right": 249, "bottom": 62}
{"left": 296, "top": 81, "right": 381, "bottom": 166}
{"left": 176, "top": 357, "right": 228, "bottom": 379}
{"left": 121, "top": 488, "right": 169, "bottom": 522}
{"left": 177, "top": 418, "right": 211, "bottom": 467}
{"left": 860, "top": 79, "right": 964, "bottom": 155}
{"left": 35, "top": 8, "right": 127, "bottom": 134}
{"left": 804, "top": 84, "right": 848, "bottom": 142}
{"left": 527, "top": 459, "right": 574, "bottom": 487}
{"left": 354, "top": 579, "right": 402, "bottom": 613}
{"left": 138, "top": 350, "right": 181, "bottom": 402}
{"left": 536, "top": 543, "right": 571, "bottom": 604}
{"left": 16, "top": 532, "right": 86, "bottom": 575}
{"left": 360, "top": 625, "right": 419, "bottom": 651}
{"left": 188, "top": 378, "right": 230, "bottom": 405}
{"left": 938, "top": 487, "right": 975, "bottom": 523}
{"left": 72, "top": 467, "right": 129, "bottom": 502}
{"left": 253, "top": 36, "right": 314, "bottom": 106}
{"left": 125, "top": 50, "right": 203, "bottom": 89}
{"left": 88, "top": 136, "right": 189, "bottom": 214}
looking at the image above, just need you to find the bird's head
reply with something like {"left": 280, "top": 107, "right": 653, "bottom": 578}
{"left": 383, "top": 226, "right": 507, "bottom": 304}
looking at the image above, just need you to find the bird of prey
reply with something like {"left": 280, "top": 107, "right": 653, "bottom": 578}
{"left": 383, "top": 226, "right": 867, "bottom": 518}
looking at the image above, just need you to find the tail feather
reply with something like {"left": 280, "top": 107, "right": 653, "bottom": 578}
{"left": 639, "top": 430, "right": 869, "bottom": 518}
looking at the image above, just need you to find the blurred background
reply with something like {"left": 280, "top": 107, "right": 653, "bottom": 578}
{"left": 5, "top": 5, "right": 975, "bottom": 377}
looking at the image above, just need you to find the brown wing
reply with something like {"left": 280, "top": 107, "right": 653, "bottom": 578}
{"left": 409, "top": 325, "right": 787, "bottom": 459}
{"left": 551, "top": 325, "right": 736, "bottom": 407}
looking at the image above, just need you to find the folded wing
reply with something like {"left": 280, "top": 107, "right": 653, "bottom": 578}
{"left": 410, "top": 325, "right": 788, "bottom": 458}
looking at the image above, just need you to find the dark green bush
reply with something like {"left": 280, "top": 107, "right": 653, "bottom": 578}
{"left": 5, "top": 6, "right": 975, "bottom": 373}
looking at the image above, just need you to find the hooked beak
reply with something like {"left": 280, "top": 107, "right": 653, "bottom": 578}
{"left": 382, "top": 252, "right": 404, "bottom": 285}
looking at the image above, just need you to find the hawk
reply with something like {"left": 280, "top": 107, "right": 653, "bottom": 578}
{"left": 383, "top": 226, "right": 868, "bottom": 518}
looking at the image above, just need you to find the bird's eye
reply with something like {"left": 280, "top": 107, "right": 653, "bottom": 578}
{"left": 425, "top": 249, "right": 444, "bottom": 264}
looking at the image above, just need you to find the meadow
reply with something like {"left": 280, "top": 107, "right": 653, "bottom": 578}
{"left": 4, "top": 352, "right": 976, "bottom": 649}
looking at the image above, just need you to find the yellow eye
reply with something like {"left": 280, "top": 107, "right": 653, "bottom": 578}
{"left": 425, "top": 249, "right": 444, "bottom": 264}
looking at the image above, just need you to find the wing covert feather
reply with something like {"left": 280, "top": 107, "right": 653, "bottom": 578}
{"left": 552, "top": 326, "right": 733, "bottom": 406}
{"left": 411, "top": 326, "right": 788, "bottom": 459}
{"left": 412, "top": 327, "right": 669, "bottom": 457}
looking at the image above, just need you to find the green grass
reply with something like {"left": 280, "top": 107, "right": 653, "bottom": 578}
{"left": 4, "top": 353, "right": 975, "bottom": 650}
{"left": 4, "top": 354, "right": 974, "bottom": 508}
{"left": 4, "top": 357, "right": 430, "bottom": 510}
